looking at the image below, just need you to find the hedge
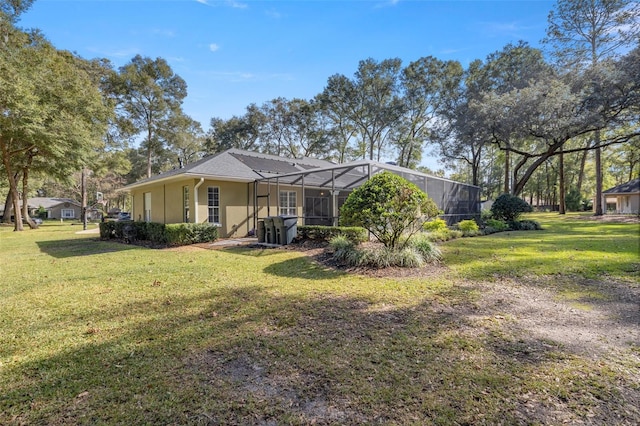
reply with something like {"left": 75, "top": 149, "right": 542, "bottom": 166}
{"left": 297, "top": 225, "right": 368, "bottom": 244}
{"left": 99, "top": 221, "right": 218, "bottom": 246}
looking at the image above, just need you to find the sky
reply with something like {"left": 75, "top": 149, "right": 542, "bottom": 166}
{"left": 18, "top": 0, "right": 556, "bottom": 168}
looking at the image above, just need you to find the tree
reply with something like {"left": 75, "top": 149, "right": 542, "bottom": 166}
{"left": 111, "top": 55, "right": 187, "bottom": 178}
{"left": 1, "top": 26, "right": 110, "bottom": 231}
{"left": 206, "top": 104, "right": 266, "bottom": 154}
{"left": 393, "top": 57, "right": 463, "bottom": 168}
{"left": 545, "top": 0, "right": 640, "bottom": 215}
{"left": 340, "top": 172, "right": 439, "bottom": 250}
{"left": 160, "top": 111, "right": 205, "bottom": 168}
{"left": 435, "top": 60, "right": 491, "bottom": 187}
{"left": 319, "top": 58, "right": 405, "bottom": 162}
{"left": 0, "top": 0, "right": 34, "bottom": 23}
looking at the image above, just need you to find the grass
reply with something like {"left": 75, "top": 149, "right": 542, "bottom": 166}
{"left": 444, "top": 213, "right": 640, "bottom": 280}
{"left": 0, "top": 213, "right": 638, "bottom": 424}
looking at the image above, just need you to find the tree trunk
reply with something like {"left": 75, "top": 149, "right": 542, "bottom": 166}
{"left": 575, "top": 142, "right": 590, "bottom": 192}
{"left": 558, "top": 149, "right": 566, "bottom": 215}
{"left": 2, "top": 185, "right": 14, "bottom": 223}
{"left": 82, "top": 167, "right": 87, "bottom": 230}
{"left": 594, "top": 130, "right": 603, "bottom": 216}
{"left": 504, "top": 149, "right": 510, "bottom": 194}
{"left": 1, "top": 139, "right": 24, "bottom": 231}
{"left": 21, "top": 162, "right": 37, "bottom": 229}
{"left": 146, "top": 128, "right": 153, "bottom": 179}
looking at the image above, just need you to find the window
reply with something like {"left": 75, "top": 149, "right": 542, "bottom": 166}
{"left": 61, "top": 209, "right": 75, "bottom": 219}
{"left": 280, "top": 191, "right": 297, "bottom": 216}
{"left": 183, "top": 186, "right": 190, "bottom": 223}
{"left": 143, "top": 192, "right": 151, "bottom": 222}
{"left": 208, "top": 187, "right": 220, "bottom": 224}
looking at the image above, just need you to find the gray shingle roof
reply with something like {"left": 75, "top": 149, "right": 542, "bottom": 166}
{"left": 122, "top": 149, "right": 336, "bottom": 190}
{"left": 603, "top": 178, "right": 640, "bottom": 194}
{"left": 26, "top": 197, "right": 81, "bottom": 208}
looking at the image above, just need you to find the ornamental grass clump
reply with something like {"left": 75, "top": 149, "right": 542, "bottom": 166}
{"left": 329, "top": 233, "right": 441, "bottom": 268}
{"left": 407, "top": 233, "right": 442, "bottom": 263}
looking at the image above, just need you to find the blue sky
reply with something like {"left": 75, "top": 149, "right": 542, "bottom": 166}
{"left": 19, "top": 0, "right": 555, "bottom": 166}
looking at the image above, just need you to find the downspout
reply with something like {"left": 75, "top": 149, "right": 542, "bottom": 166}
{"left": 194, "top": 178, "right": 204, "bottom": 223}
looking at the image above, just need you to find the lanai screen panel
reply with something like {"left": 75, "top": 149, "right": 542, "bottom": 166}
{"left": 383, "top": 167, "right": 480, "bottom": 224}
{"left": 256, "top": 160, "right": 480, "bottom": 225}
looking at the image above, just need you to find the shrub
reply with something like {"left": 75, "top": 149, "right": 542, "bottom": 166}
{"left": 508, "top": 220, "right": 542, "bottom": 231}
{"left": 456, "top": 219, "right": 480, "bottom": 237}
{"left": 491, "top": 193, "right": 533, "bottom": 222}
{"left": 165, "top": 223, "right": 219, "bottom": 246}
{"left": 424, "top": 229, "right": 463, "bottom": 242}
{"left": 480, "top": 209, "right": 493, "bottom": 221}
{"left": 99, "top": 222, "right": 218, "bottom": 246}
{"left": 485, "top": 218, "right": 509, "bottom": 231}
{"left": 298, "top": 225, "right": 367, "bottom": 243}
{"left": 340, "top": 171, "right": 439, "bottom": 249}
{"left": 423, "top": 218, "right": 448, "bottom": 232}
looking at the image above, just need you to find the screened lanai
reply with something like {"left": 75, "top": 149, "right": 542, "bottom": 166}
{"left": 252, "top": 159, "right": 480, "bottom": 229}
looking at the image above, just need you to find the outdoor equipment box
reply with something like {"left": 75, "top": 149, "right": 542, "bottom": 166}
{"left": 263, "top": 217, "right": 275, "bottom": 244}
{"left": 257, "top": 220, "right": 265, "bottom": 243}
{"left": 278, "top": 215, "right": 298, "bottom": 245}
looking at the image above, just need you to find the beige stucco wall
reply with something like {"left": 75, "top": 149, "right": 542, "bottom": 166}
{"left": 129, "top": 178, "right": 302, "bottom": 238}
{"left": 616, "top": 194, "right": 640, "bottom": 214}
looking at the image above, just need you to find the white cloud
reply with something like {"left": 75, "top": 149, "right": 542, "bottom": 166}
{"left": 266, "top": 9, "right": 282, "bottom": 19}
{"left": 479, "top": 21, "right": 537, "bottom": 38}
{"left": 87, "top": 46, "right": 140, "bottom": 59}
{"left": 209, "top": 43, "right": 220, "bottom": 52}
{"left": 227, "top": 0, "right": 248, "bottom": 9}
{"left": 197, "top": 70, "right": 293, "bottom": 83}
{"left": 151, "top": 28, "right": 175, "bottom": 38}
{"left": 195, "top": 0, "right": 209, "bottom": 5}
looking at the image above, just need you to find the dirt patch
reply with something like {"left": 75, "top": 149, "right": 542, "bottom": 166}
{"left": 467, "top": 276, "right": 640, "bottom": 358}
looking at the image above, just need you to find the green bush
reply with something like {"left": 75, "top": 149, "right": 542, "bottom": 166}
{"left": 423, "top": 218, "right": 448, "bottom": 231}
{"left": 485, "top": 218, "right": 509, "bottom": 231}
{"left": 297, "top": 225, "right": 367, "bottom": 243}
{"left": 456, "top": 219, "right": 480, "bottom": 236}
{"left": 508, "top": 220, "right": 542, "bottom": 231}
{"left": 423, "top": 229, "right": 463, "bottom": 242}
{"left": 165, "top": 223, "right": 219, "bottom": 246}
{"left": 99, "top": 222, "right": 218, "bottom": 246}
{"left": 340, "top": 171, "right": 439, "bottom": 249}
{"left": 491, "top": 193, "right": 533, "bottom": 222}
{"left": 480, "top": 209, "right": 494, "bottom": 221}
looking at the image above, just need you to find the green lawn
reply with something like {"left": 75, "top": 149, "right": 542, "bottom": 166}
{"left": 1, "top": 214, "right": 638, "bottom": 424}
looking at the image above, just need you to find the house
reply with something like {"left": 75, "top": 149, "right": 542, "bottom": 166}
{"left": 120, "top": 149, "right": 481, "bottom": 238}
{"left": 0, "top": 197, "right": 83, "bottom": 220}
{"left": 27, "top": 197, "right": 83, "bottom": 220}
{"left": 602, "top": 178, "right": 640, "bottom": 214}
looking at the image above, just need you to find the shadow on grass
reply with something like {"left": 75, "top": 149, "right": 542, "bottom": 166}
{"left": 36, "top": 238, "right": 141, "bottom": 258}
{"left": 2, "top": 282, "right": 636, "bottom": 425}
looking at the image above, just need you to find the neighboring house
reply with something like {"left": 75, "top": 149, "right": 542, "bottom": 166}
{"left": 28, "top": 197, "right": 83, "bottom": 219}
{"left": 602, "top": 178, "right": 640, "bottom": 214}
{"left": 120, "top": 149, "right": 481, "bottom": 238}
{"left": 1, "top": 197, "right": 82, "bottom": 220}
